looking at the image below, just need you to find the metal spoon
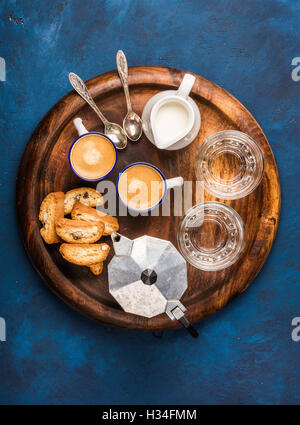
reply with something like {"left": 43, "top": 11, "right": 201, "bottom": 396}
{"left": 69, "top": 72, "right": 127, "bottom": 150}
{"left": 116, "top": 50, "right": 143, "bottom": 141}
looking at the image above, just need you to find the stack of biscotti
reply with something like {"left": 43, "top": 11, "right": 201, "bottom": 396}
{"left": 39, "top": 187, "right": 119, "bottom": 276}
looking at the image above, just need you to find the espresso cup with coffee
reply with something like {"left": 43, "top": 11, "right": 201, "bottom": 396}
{"left": 69, "top": 118, "right": 118, "bottom": 181}
{"left": 117, "top": 162, "right": 183, "bottom": 213}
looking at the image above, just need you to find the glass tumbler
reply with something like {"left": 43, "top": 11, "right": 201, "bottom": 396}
{"left": 195, "top": 130, "right": 264, "bottom": 200}
{"left": 177, "top": 202, "right": 246, "bottom": 271}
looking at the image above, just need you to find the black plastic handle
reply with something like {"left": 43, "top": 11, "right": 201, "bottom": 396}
{"left": 186, "top": 323, "right": 199, "bottom": 338}
{"left": 178, "top": 315, "right": 199, "bottom": 338}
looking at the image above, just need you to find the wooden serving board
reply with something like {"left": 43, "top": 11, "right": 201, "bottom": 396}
{"left": 17, "top": 67, "right": 280, "bottom": 331}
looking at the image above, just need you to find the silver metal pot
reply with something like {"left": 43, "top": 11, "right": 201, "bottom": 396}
{"left": 108, "top": 232, "right": 198, "bottom": 338}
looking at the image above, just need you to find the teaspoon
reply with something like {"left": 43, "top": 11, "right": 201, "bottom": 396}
{"left": 69, "top": 72, "right": 127, "bottom": 150}
{"left": 116, "top": 50, "right": 143, "bottom": 141}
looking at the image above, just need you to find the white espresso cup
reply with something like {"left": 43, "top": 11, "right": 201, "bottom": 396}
{"left": 150, "top": 74, "right": 196, "bottom": 150}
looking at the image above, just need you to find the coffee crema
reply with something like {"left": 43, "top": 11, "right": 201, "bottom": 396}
{"left": 70, "top": 134, "right": 116, "bottom": 180}
{"left": 118, "top": 164, "right": 164, "bottom": 210}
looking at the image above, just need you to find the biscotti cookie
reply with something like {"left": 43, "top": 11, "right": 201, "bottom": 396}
{"left": 39, "top": 192, "right": 65, "bottom": 244}
{"left": 89, "top": 262, "right": 103, "bottom": 276}
{"left": 64, "top": 187, "right": 103, "bottom": 215}
{"left": 59, "top": 243, "right": 110, "bottom": 266}
{"left": 55, "top": 218, "right": 104, "bottom": 244}
{"left": 71, "top": 202, "right": 119, "bottom": 235}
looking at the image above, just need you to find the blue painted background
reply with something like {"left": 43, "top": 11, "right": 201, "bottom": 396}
{"left": 0, "top": 0, "right": 299, "bottom": 405}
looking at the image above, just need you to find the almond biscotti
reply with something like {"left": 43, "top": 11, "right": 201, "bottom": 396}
{"left": 39, "top": 192, "right": 65, "bottom": 244}
{"left": 71, "top": 202, "right": 119, "bottom": 235}
{"left": 89, "top": 262, "right": 103, "bottom": 276}
{"left": 64, "top": 187, "right": 103, "bottom": 215}
{"left": 55, "top": 218, "right": 104, "bottom": 244}
{"left": 59, "top": 243, "right": 110, "bottom": 266}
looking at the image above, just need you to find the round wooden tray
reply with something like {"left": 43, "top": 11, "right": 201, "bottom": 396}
{"left": 17, "top": 66, "right": 280, "bottom": 331}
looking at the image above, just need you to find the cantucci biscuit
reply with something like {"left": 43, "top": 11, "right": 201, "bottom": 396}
{"left": 71, "top": 202, "right": 119, "bottom": 235}
{"left": 59, "top": 243, "right": 110, "bottom": 266}
{"left": 89, "top": 262, "right": 104, "bottom": 276}
{"left": 39, "top": 192, "right": 65, "bottom": 244}
{"left": 55, "top": 218, "right": 104, "bottom": 244}
{"left": 64, "top": 187, "right": 103, "bottom": 215}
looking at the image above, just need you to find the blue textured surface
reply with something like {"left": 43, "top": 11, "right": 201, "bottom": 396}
{"left": 0, "top": 0, "right": 299, "bottom": 405}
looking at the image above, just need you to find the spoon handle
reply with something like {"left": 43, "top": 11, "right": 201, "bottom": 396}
{"left": 116, "top": 50, "right": 132, "bottom": 112}
{"left": 69, "top": 72, "right": 109, "bottom": 126}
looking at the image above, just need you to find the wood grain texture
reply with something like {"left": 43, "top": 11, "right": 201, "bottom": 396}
{"left": 16, "top": 66, "right": 281, "bottom": 331}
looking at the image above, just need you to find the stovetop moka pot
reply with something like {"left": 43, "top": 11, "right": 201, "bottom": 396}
{"left": 108, "top": 232, "right": 198, "bottom": 338}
